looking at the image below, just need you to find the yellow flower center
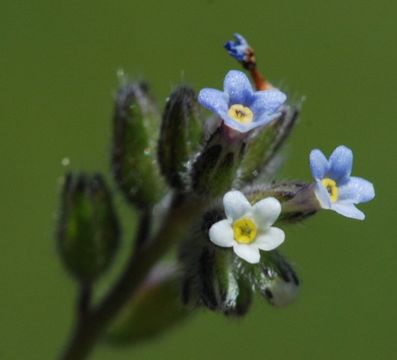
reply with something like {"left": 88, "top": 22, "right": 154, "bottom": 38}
{"left": 321, "top": 178, "right": 339, "bottom": 202}
{"left": 227, "top": 104, "right": 254, "bottom": 124}
{"left": 232, "top": 217, "right": 257, "bottom": 244}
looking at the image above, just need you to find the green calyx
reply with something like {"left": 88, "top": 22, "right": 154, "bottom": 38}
{"left": 112, "top": 82, "right": 163, "bottom": 208}
{"left": 158, "top": 86, "right": 201, "bottom": 189}
{"left": 57, "top": 173, "right": 120, "bottom": 283}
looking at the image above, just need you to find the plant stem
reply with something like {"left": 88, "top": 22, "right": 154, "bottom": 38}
{"left": 77, "top": 282, "right": 92, "bottom": 323}
{"left": 60, "top": 194, "right": 202, "bottom": 360}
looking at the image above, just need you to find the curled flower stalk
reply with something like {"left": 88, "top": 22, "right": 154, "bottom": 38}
{"left": 225, "top": 33, "right": 252, "bottom": 63}
{"left": 56, "top": 33, "right": 375, "bottom": 360}
{"left": 225, "top": 33, "right": 273, "bottom": 91}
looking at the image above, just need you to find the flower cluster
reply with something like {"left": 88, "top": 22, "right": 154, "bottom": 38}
{"left": 198, "top": 34, "right": 375, "bottom": 264}
{"left": 57, "top": 33, "right": 377, "bottom": 352}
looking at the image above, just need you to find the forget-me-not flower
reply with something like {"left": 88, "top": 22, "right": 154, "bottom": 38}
{"left": 310, "top": 145, "right": 375, "bottom": 220}
{"left": 198, "top": 70, "right": 286, "bottom": 133}
{"left": 209, "top": 190, "right": 285, "bottom": 264}
{"left": 224, "top": 33, "right": 251, "bottom": 63}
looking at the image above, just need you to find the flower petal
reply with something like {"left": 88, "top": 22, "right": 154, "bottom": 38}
{"left": 314, "top": 180, "right": 332, "bottom": 209}
{"left": 253, "top": 112, "right": 281, "bottom": 129}
{"left": 252, "top": 197, "right": 282, "bottom": 230}
{"left": 310, "top": 149, "right": 329, "bottom": 180}
{"left": 209, "top": 220, "right": 234, "bottom": 247}
{"left": 328, "top": 145, "right": 353, "bottom": 181}
{"left": 223, "top": 113, "right": 280, "bottom": 133}
{"left": 233, "top": 243, "right": 260, "bottom": 264}
{"left": 198, "top": 88, "right": 229, "bottom": 115}
{"left": 250, "top": 89, "right": 287, "bottom": 116}
{"left": 222, "top": 116, "right": 254, "bottom": 133}
{"left": 223, "top": 190, "right": 251, "bottom": 221}
{"left": 331, "top": 203, "right": 365, "bottom": 220}
{"left": 223, "top": 70, "right": 253, "bottom": 105}
{"left": 255, "top": 227, "right": 285, "bottom": 251}
{"left": 338, "top": 176, "right": 375, "bottom": 204}
{"left": 232, "top": 33, "right": 248, "bottom": 46}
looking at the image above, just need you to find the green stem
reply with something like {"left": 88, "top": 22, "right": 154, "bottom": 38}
{"left": 60, "top": 194, "right": 202, "bottom": 360}
{"left": 77, "top": 282, "right": 92, "bottom": 323}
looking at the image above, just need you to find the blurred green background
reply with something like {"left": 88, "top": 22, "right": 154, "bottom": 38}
{"left": 1, "top": 0, "right": 396, "bottom": 359}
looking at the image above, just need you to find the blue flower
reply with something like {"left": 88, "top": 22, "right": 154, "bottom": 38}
{"left": 198, "top": 70, "right": 287, "bottom": 133}
{"left": 309, "top": 145, "right": 375, "bottom": 220}
{"left": 224, "top": 33, "right": 251, "bottom": 62}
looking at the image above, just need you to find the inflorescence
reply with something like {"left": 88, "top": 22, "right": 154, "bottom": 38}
{"left": 57, "top": 32, "right": 375, "bottom": 358}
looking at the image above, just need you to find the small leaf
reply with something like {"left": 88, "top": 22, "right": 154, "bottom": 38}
{"left": 107, "top": 264, "right": 191, "bottom": 345}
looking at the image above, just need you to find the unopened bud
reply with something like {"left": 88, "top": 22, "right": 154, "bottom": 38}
{"left": 239, "top": 105, "right": 300, "bottom": 183}
{"left": 195, "top": 243, "right": 252, "bottom": 315}
{"left": 258, "top": 251, "right": 299, "bottom": 307}
{"left": 158, "top": 87, "right": 201, "bottom": 189}
{"left": 224, "top": 277, "right": 252, "bottom": 316}
{"left": 191, "top": 128, "right": 245, "bottom": 196}
{"left": 57, "top": 173, "right": 120, "bottom": 282}
{"left": 112, "top": 82, "right": 163, "bottom": 208}
{"left": 245, "top": 181, "right": 320, "bottom": 223}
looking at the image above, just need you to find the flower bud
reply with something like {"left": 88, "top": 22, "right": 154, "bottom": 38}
{"left": 224, "top": 277, "right": 252, "bottom": 316}
{"left": 191, "top": 128, "right": 245, "bottom": 196}
{"left": 233, "top": 248, "right": 298, "bottom": 307}
{"left": 158, "top": 86, "right": 201, "bottom": 189}
{"left": 239, "top": 105, "right": 300, "bottom": 183}
{"left": 213, "top": 248, "right": 240, "bottom": 314}
{"left": 258, "top": 251, "right": 299, "bottom": 307}
{"left": 195, "top": 245, "right": 220, "bottom": 310}
{"left": 245, "top": 181, "right": 320, "bottom": 223}
{"left": 112, "top": 82, "right": 163, "bottom": 208}
{"left": 192, "top": 242, "right": 252, "bottom": 315}
{"left": 57, "top": 173, "right": 120, "bottom": 283}
{"left": 106, "top": 264, "right": 190, "bottom": 345}
{"left": 179, "top": 207, "right": 254, "bottom": 315}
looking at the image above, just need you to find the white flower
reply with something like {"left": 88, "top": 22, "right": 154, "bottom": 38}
{"left": 209, "top": 191, "right": 285, "bottom": 264}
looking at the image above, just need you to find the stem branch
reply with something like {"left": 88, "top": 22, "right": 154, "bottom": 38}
{"left": 60, "top": 194, "right": 202, "bottom": 360}
{"left": 77, "top": 283, "right": 92, "bottom": 323}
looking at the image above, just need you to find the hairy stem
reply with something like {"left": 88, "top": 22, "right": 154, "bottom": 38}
{"left": 77, "top": 283, "right": 92, "bottom": 323}
{"left": 60, "top": 194, "right": 202, "bottom": 360}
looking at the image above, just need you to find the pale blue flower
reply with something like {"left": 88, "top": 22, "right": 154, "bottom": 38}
{"left": 224, "top": 33, "right": 251, "bottom": 62}
{"left": 309, "top": 145, "right": 375, "bottom": 220}
{"left": 198, "top": 70, "right": 286, "bottom": 133}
